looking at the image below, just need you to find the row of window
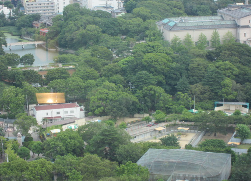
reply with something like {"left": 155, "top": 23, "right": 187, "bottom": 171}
{"left": 45, "top": 110, "right": 75, "bottom": 116}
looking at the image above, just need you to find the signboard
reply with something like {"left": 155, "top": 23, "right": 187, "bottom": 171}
{"left": 36, "top": 93, "right": 65, "bottom": 104}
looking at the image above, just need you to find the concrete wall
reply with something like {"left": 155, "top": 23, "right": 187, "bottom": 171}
{"left": 163, "top": 28, "right": 237, "bottom": 45}
{"left": 215, "top": 104, "right": 248, "bottom": 113}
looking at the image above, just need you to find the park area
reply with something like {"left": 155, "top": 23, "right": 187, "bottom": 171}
{"left": 148, "top": 132, "right": 196, "bottom": 149}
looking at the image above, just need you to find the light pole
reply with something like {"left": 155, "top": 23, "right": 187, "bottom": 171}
{"left": 129, "top": 82, "right": 132, "bottom": 91}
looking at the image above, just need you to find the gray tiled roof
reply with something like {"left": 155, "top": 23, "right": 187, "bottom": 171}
{"left": 218, "top": 7, "right": 251, "bottom": 19}
{"left": 163, "top": 20, "right": 237, "bottom": 31}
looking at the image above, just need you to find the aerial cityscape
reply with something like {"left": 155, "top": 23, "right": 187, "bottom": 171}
{"left": 0, "top": 0, "right": 251, "bottom": 180}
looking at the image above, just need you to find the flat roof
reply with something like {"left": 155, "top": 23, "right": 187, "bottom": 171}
{"left": 215, "top": 102, "right": 249, "bottom": 105}
{"left": 41, "top": 117, "right": 78, "bottom": 128}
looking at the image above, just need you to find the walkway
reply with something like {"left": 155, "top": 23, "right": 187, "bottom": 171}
{"left": 3, "top": 41, "right": 45, "bottom": 47}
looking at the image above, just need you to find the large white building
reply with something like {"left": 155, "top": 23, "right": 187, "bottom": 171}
{"left": 33, "top": 102, "right": 85, "bottom": 125}
{"left": 23, "top": 0, "right": 123, "bottom": 15}
{"left": 157, "top": 2, "right": 251, "bottom": 47}
{"left": 82, "top": 0, "right": 123, "bottom": 13}
{"left": 23, "top": 0, "right": 70, "bottom": 15}
{"left": 24, "top": 0, "right": 57, "bottom": 15}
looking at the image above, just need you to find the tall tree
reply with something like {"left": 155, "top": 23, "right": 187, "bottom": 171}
{"left": 20, "top": 53, "right": 35, "bottom": 65}
{"left": 86, "top": 125, "right": 131, "bottom": 161}
{"left": 211, "top": 29, "right": 221, "bottom": 48}
{"left": 45, "top": 68, "right": 70, "bottom": 83}
{"left": 14, "top": 113, "right": 37, "bottom": 136}
{"left": 183, "top": 33, "right": 194, "bottom": 50}
{"left": 1, "top": 86, "right": 25, "bottom": 117}
{"left": 43, "top": 129, "right": 84, "bottom": 160}
{"left": 196, "top": 33, "right": 207, "bottom": 50}
{"left": 236, "top": 124, "right": 250, "bottom": 142}
{"left": 197, "top": 111, "right": 228, "bottom": 136}
{"left": 160, "top": 134, "right": 180, "bottom": 147}
{"left": 222, "top": 31, "right": 235, "bottom": 44}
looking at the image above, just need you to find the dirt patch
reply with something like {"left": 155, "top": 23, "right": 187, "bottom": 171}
{"left": 200, "top": 132, "right": 234, "bottom": 144}
{"left": 116, "top": 117, "right": 142, "bottom": 125}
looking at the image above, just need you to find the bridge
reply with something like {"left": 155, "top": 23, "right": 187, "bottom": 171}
{"left": 3, "top": 41, "right": 46, "bottom": 49}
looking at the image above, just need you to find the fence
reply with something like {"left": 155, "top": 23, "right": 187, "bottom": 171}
{"left": 189, "top": 131, "right": 205, "bottom": 147}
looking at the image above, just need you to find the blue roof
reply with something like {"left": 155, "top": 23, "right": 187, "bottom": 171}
{"left": 168, "top": 21, "right": 176, "bottom": 26}
{"left": 162, "top": 19, "right": 169, "bottom": 23}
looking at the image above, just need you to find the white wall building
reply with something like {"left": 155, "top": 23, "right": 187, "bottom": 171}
{"left": 24, "top": 0, "right": 57, "bottom": 15}
{"left": 55, "top": 0, "right": 70, "bottom": 13}
{"left": 157, "top": 2, "right": 251, "bottom": 47}
{"left": 33, "top": 102, "right": 85, "bottom": 125}
{"left": 0, "top": 6, "right": 12, "bottom": 18}
{"left": 83, "top": 0, "right": 123, "bottom": 12}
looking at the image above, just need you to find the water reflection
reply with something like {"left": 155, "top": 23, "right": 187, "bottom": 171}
{"left": 3, "top": 33, "right": 59, "bottom": 66}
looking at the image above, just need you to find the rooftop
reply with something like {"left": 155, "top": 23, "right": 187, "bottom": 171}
{"left": 34, "top": 103, "right": 79, "bottom": 111}
{"left": 218, "top": 7, "right": 251, "bottom": 19}
{"left": 157, "top": 16, "right": 237, "bottom": 31}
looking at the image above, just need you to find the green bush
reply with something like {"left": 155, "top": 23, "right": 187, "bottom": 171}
{"left": 142, "top": 116, "right": 152, "bottom": 123}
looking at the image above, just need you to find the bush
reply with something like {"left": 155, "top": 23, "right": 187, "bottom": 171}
{"left": 141, "top": 116, "right": 152, "bottom": 123}
{"left": 119, "top": 122, "right": 127, "bottom": 129}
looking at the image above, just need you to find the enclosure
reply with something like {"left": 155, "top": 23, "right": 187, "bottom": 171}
{"left": 137, "top": 149, "right": 231, "bottom": 181}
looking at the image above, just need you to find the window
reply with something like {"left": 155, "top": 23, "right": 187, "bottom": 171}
{"left": 244, "top": 41, "right": 247, "bottom": 44}
{"left": 70, "top": 110, "right": 74, "bottom": 114}
{"left": 244, "top": 33, "right": 246, "bottom": 37}
{"left": 207, "top": 41, "right": 210, "bottom": 46}
{"left": 46, "top": 112, "right": 48, "bottom": 115}
{"left": 57, "top": 112, "right": 60, "bottom": 115}
{"left": 64, "top": 111, "right": 68, "bottom": 114}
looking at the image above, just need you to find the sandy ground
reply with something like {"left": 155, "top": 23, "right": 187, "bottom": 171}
{"left": 148, "top": 133, "right": 196, "bottom": 149}
{"left": 116, "top": 117, "right": 143, "bottom": 125}
{"left": 199, "top": 132, "right": 234, "bottom": 144}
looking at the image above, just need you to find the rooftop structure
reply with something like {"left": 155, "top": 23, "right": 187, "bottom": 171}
{"left": 137, "top": 149, "right": 231, "bottom": 181}
{"left": 214, "top": 102, "right": 249, "bottom": 115}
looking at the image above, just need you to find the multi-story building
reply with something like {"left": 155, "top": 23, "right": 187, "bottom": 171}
{"left": 55, "top": 0, "right": 70, "bottom": 14}
{"left": 24, "top": 0, "right": 57, "bottom": 15}
{"left": 157, "top": 1, "right": 251, "bottom": 47}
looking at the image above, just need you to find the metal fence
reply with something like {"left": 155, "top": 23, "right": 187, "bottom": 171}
{"left": 189, "top": 131, "right": 205, "bottom": 147}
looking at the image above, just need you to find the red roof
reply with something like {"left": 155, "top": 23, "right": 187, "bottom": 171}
{"left": 34, "top": 103, "right": 79, "bottom": 111}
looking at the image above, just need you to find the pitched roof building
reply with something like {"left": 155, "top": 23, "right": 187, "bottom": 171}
{"left": 157, "top": 2, "right": 251, "bottom": 47}
{"left": 33, "top": 102, "right": 85, "bottom": 125}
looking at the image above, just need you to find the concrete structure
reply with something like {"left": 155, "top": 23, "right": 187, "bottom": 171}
{"left": 137, "top": 149, "right": 231, "bottom": 181}
{"left": 83, "top": 0, "right": 123, "bottom": 13}
{"left": 214, "top": 102, "right": 249, "bottom": 114}
{"left": 33, "top": 102, "right": 85, "bottom": 125}
{"left": 0, "top": 5, "right": 12, "bottom": 18}
{"left": 55, "top": 0, "right": 70, "bottom": 13}
{"left": 157, "top": 2, "right": 251, "bottom": 47}
{"left": 24, "top": 0, "right": 57, "bottom": 15}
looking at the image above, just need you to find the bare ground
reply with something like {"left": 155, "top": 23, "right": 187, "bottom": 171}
{"left": 199, "top": 132, "right": 234, "bottom": 144}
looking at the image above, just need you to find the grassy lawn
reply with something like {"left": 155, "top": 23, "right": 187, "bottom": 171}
{"left": 0, "top": 26, "right": 21, "bottom": 36}
{"left": 236, "top": 144, "right": 251, "bottom": 149}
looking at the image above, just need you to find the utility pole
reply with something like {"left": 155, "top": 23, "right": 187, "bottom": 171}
{"left": 129, "top": 82, "right": 132, "bottom": 91}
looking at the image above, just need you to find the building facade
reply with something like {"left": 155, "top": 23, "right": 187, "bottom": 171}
{"left": 24, "top": 0, "right": 57, "bottom": 15}
{"left": 157, "top": 2, "right": 251, "bottom": 47}
{"left": 33, "top": 102, "right": 85, "bottom": 125}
